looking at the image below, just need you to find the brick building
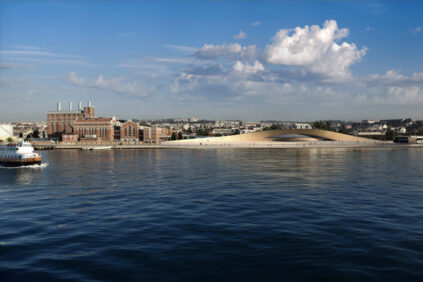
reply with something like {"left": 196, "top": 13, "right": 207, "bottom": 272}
{"left": 47, "top": 101, "right": 95, "bottom": 139}
{"left": 120, "top": 121, "right": 139, "bottom": 142}
{"left": 73, "top": 117, "right": 117, "bottom": 142}
{"left": 142, "top": 126, "right": 172, "bottom": 143}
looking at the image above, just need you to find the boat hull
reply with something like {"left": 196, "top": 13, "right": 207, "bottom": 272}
{"left": 0, "top": 157, "right": 42, "bottom": 167}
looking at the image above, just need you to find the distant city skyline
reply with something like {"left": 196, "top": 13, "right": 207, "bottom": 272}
{"left": 1, "top": 0, "right": 423, "bottom": 122}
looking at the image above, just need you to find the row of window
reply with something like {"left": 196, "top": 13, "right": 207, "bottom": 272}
{"left": 78, "top": 128, "right": 110, "bottom": 137}
{"left": 123, "top": 126, "right": 137, "bottom": 137}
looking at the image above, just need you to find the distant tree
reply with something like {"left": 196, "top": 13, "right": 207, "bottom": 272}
{"left": 326, "top": 121, "right": 332, "bottom": 130}
{"left": 171, "top": 132, "right": 177, "bottom": 140}
{"left": 339, "top": 124, "right": 349, "bottom": 134}
{"left": 385, "top": 128, "right": 396, "bottom": 141}
{"left": 313, "top": 120, "right": 334, "bottom": 131}
{"left": 197, "top": 127, "right": 209, "bottom": 136}
{"left": 7, "top": 137, "right": 13, "bottom": 143}
{"left": 312, "top": 121, "right": 325, "bottom": 129}
{"left": 178, "top": 132, "right": 183, "bottom": 140}
{"left": 269, "top": 124, "right": 281, "bottom": 130}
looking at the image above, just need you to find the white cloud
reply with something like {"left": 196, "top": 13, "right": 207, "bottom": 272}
{"left": 251, "top": 21, "right": 261, "bottom": 27}
{"left": 377, "top": 86, "right": 423, "bottom": 104}
{"left": 263, "top": 20, "right": 367, "bottom": 80}
{"left": 232, "top": 60, "right": 264, "bottom": 74}
{"left": 12, "top": 45, "right": 41, "bottom": 50}
{"left": 194, "top": 43, "right": 256, "bottom": 59}
{"left": 233, "top": 30, "right": 247, "bottom": 40}
{"left": 0, "top": 62, "right": 34, "bottom": 70}
{"left": 164, "top": 44, "right": 198, "bottom": 53}
{"left": 365, "top": 70, "right": 423, "bottom": 86}
{"left": 387, "top": 86, "right": 423, "bottom": 104}
{"left": 410, "top": 26, "right": 422, "bottom": 35}
{"left": 68, "top": 71, "right": 144, "bottom": 95}
{"left": 1, "top": 50, "right": 85, "bottom": 59}
{"left": 153, "top": 57, "right": 194, "bottom": 64}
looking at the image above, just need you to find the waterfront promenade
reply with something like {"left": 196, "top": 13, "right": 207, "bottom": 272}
{"left": 31, "top": 129, "right": 419, "bottom": 150}
{"left": 29, "top": 140, "right": 422, "bottom": 150}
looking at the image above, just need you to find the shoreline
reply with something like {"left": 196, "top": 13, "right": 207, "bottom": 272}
{"left": 32, "top": 141, "right": 423, "bottom": 150}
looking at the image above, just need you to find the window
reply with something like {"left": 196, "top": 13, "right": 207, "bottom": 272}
{"left": 124, "top": 128, "right": 127, "bottom": 137}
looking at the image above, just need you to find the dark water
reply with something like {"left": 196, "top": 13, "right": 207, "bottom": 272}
{"left": 0, "top": 148, "right": 422, "bottom": 281}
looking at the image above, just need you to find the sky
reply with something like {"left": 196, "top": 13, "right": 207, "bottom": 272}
{"left": 1, "top": 0, "right": 423, "bottom": 122}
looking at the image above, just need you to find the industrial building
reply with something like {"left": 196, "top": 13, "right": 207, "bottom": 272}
{"left": 47, "top": 101, "right": 95, "bottom": 139}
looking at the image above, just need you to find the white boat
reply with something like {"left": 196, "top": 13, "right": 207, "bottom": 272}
{"left": 81, "top": 146, "right": 112, "bottom": 150}
{"left": 0, "top": 142, "right": 42, "bottom": 167}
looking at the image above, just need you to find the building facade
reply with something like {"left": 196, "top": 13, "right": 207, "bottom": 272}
{"left": 142, "top": 126, "right": 172, "bottom": 143}
{"left": 73, "top": 117, "right": 116, "bottom": 142}
{"left": 47, "top": 101, "right": 95, "bottom": 139}
{"left": 120, "top": 121, "right": 139, "bottom": 142}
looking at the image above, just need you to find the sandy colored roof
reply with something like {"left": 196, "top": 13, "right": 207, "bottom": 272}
{"left": 74, "top": 117, "right": 114, "bottom": 123}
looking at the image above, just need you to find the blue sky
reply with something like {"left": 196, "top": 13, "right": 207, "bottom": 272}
{"left": 1, "top": 0, "right": 423, "bottom": 121}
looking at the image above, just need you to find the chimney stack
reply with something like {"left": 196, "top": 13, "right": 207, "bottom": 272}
{"left": 78, "top": 101, "right": 82, "bottom": 111}
{"left": 57, "top": 102, "right": 61, "bottom": 111}
{"left": 88, "top": 101, "right": 92, "bottom": 107}
{"left": 69, "top": 101, "right": 72, "bottom": 111}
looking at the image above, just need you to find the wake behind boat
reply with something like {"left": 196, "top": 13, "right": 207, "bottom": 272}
{"left": 0, "top": 141, "right": 42, "bottom": 167}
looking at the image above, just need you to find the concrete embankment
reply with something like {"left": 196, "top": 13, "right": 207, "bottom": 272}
{"left": 32, "top": 141, "right": 423, "bottom": 150}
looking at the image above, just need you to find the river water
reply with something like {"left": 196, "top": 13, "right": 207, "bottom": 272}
{"left": 0, "top": 148, "right": 422, "bottom": 281}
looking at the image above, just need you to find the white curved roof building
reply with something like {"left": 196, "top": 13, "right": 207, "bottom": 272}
{"left": 0, "top": 124, "right": 13, "bottom": 139}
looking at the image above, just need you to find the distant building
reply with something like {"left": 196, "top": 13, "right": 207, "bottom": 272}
{"left": 47, "top": 101, "right": 95, "bottom": 139}
{"left": 0, "top": 124, "right": 13, "bottom": 139}
{"left": 211, "top": 128, "right": 233, "bottom": 135}
{"left": 293, "top": 123, "right": 312, "bottom": 129}
{"left": 142, "top": 126, "right": 172, "bottom": 143}
{"left": 120, "top": 121, "right": 139, "bottom": 142}
{"left": 73, "top": 117, "right": 117, "bottom": 142}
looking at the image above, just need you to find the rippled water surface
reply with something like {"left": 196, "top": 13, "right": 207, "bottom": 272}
{"left": 1, "top": 148, "right": 422, "bottom": 281}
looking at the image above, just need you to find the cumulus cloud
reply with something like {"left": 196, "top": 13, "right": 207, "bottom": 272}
{"left": 233, "top": 30, "right": 247, "bottom": 40}
{"left": 385, "top": 86, "right": 423, "bottom": 104}
{"left": 232, "top": 60, "right": 264, "bottom": 74}
{"left": 263, "top": 20, "right": 367, "bottom": 80}
{"left": 194, "top": 43, "right": 256, "bottom": 60}
{"left": 365, "top": 70, "right": 423, "bottom": 86}
{"left": 68, "top": 71, "right": 143, "bottom": 95}
{"left": 368, "top": 86, "right": 423, "bottom": 105}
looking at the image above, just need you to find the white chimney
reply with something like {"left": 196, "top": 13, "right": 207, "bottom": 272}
{"left": 57, "top": 102, "right": 61, "bottom": 111}
{"left": 88, "top": 101, "right": 91, "bottom": 107}
{"left": 78, "top": 101, "right": 82, "bottom": 111}
{"left": 69, "top": 101, "right": 72, "bottom": 111}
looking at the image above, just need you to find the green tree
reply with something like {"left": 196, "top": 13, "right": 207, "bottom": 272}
{"left": 7, "top": 137, "right": 13, "bottom": 143}
{"left": 269, "top": 124, "right": 281, "bottom": 130}
{"left": 196, "top": 128, "right": 209, "bottom": 136}
{"left": 171, "top": 132, "right": 177, "bottom": 140}
{"left": 326, "top": 121, "right": 332, "bottom": 130}
{"left": 339, "top": 124, "right": 348, "bottom": 134}
{"left": 178, "top": 132, "right": 183, "bottom": 140}
{"left": 385, "top": 128, "right": 396, "bottom": 141}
